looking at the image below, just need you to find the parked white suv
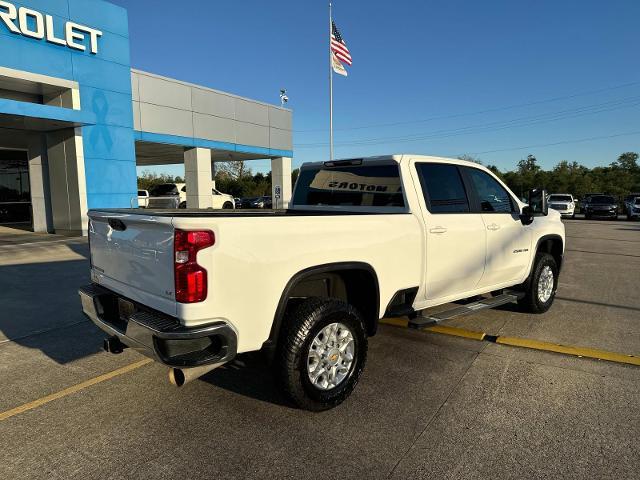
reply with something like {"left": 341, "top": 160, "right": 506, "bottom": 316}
{"left": 80, "top": 155, "right": 565, "bottom": 411}
{"left": 548, "top": 194, "right": 576, "bottom": 218}
{"left": 147, "top": 183, "right": 235, "bottom": 209}
{"left": 137, "top": 190, "right": 149, "bottom": 208}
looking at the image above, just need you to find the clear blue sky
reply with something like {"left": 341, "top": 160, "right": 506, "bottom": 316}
{"left": 111, "top": 0, "right": 640, "bottom": 177}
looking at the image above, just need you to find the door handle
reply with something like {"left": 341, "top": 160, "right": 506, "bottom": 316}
{"left": 429, "top": 226, "right": 448, "bottom": 234}
{"left": 487, "top": 223, "right": 501, "bottom": 231}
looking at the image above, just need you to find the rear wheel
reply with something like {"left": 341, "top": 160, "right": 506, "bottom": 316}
{"left": 276, "top": 297, "right": 367, "bottom": 411}
{"left": 518, "top": 253, "right": 558, "bottom": 314}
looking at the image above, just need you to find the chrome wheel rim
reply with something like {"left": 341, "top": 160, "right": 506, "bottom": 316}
{"left": 307, "top": 322, "right": 355, "bottom": 391}
{"left": 537, "top": 265, "right": 554, "bottom": 303}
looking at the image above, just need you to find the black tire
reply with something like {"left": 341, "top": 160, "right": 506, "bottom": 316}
{"left": 223, "top": 202, "right": 234, "bottom": 209}
{"left": 178, "top": 201, "right": 187, "bottom": 209}
{"left": 584, "top": 213, "right": 591, "bottom": 220}
{"left": 518, "top": 253, "right": 558, "bottom": 314}
{"left": 276, "top": 297, "right": 368, "bottom": 411}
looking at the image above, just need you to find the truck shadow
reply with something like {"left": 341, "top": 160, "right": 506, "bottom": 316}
{"left": 199, "top": 353, "right": 290, "bottom": 407}
{"left": 0, "top": 242, "right": 103, "bottom": 365}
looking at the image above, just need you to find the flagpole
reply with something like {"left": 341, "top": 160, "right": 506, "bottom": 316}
{"left": 329, "top": 1, "right": 334, "bottom": 161}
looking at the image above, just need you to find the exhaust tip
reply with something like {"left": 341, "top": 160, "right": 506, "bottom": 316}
{"left": 168, "top": 362, "right": 226, "bottom": 387}
{"left": 168, "top": 368, "right": 187, "bottom": 387}
{"left": 103, "top": 336, "right": 125, "bottom": 354}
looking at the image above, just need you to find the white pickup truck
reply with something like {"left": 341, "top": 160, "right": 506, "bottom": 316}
{"left": 79, "top": 155, "right": 565, "bottom": 411}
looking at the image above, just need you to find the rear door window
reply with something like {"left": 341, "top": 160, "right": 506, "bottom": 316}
{"left": 292, "top": 163, "right": 405, "bottom": 208}
{"left": 464, "top": 168, "right": 515, "bottom": 213}
{"left": 415, "top": 163, "right": 470, "bottom": 213}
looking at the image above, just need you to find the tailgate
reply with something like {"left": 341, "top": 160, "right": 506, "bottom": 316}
{"left": 89, "top": 211, "right": 177, "bottom": 316}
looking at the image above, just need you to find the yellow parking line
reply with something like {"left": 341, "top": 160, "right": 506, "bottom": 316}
{"left": 380, "top": 318, "right": 639, "bottom": 366}
{"left": 427, "top": 325, "right": 487, "bottom": 341}
{"left": 380, "top": 317, "right": 410, "bottom": 328}
{"left": 496, "top": 336, "right": 640, "bottom": 366}
{"left": 0, "top": 358, "right": 153, "bottom": 422}
{"left": 380, "top": 318, "right": 486, "bottom": 341}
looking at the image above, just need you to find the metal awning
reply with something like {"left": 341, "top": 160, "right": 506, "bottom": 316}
{"left": 0, "top": 99, "right": 93, "bottom": 132}
{"left": 135, "top": 140, "right": 273, "bottom": 166}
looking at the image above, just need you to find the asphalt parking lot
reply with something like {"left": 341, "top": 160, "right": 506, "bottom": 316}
{"left": 1, "top": 218, "right": 639, "bottom": 480}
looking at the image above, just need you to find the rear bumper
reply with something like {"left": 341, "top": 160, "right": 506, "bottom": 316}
{"left": 79, "top": 284, "right": 237, "bottom": 368}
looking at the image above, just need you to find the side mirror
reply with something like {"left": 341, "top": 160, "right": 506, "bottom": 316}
{"left": 528, "top": 188, "right": 548, "bottom": 216}
{"left": 520, "top": 189, "right": 548, "bottom": 225}
{"left": 520, "top": 205, "right": 534, "bottom": 225}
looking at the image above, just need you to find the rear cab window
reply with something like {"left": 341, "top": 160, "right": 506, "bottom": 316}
{"left": 292, "top": 162, "right": 406, "bottom": 209}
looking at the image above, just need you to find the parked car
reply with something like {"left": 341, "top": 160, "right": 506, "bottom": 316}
{"left": 211, "top": 188, "right": 236, "bottom": 209}
{"left": 623, "top": 193, "right": 640, "bottom": 215}
{"left": 580, "top": 193, "right": 604, "bottom": 214}
{"left": 147, "top": 183, "right": 182, "bottom": 209}
{"left": 240, "top": 197, "right": 258, "bottom": 209}
{"left": 584, "top": 195, "right": 618, "bottom": 220}
{"left": 625, "top": 196, "right": 640, "bottom": 220}
{"left": 547, "top": 194, "right": 575, "bottom": 218}
{"left": 241, "top": 196, "right": 273, "bottom": 209}
{"left": 137, "top": 190, "right": 149, "bottom": 208}
{"left": 80, "top": 155, "right": 565, "bottom": 411}
{"left": 147, "top": 183, "right": 235, "bottom": 209}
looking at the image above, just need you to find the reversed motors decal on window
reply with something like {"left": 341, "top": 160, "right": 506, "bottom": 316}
{"left": 309, "top": 170, "right": 402, "bottom": 194}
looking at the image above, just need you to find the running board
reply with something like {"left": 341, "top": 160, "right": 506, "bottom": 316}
{"left": 409, "top": 292, "right": 524, "bottom": 329}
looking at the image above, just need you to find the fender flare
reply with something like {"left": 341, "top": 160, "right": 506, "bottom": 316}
{"left": 526, "top": 234, "right": 564, "bottom": 283}
{"left": 262, "top": 262, "right": 380, "bottom": 354}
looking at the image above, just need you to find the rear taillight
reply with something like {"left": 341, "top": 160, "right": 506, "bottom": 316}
{"left": 174, "top": 229, "right": 215, "bottom": 303}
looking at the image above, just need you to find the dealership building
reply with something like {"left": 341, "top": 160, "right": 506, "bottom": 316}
{"left": 0, "top": 0, "right": 293, "bottom": 235}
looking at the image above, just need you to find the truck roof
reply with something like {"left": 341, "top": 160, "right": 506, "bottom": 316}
{"left": 300, "top": 154, "right": 487, "bottom": 170}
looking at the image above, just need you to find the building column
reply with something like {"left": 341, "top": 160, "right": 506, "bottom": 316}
{"left": 27, "top": 133, "right": 53, "bottom": 233}
{"left": 271, "top": 157, "right": 292, "bottom": 209}
{"left": 184, "top": 148, "right": 213, "bottom": 208}
{"left": 45, "top": 128, "right": 89, "bottom": 236}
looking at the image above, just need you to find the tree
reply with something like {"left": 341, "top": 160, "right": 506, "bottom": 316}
{"left": 612, "top": 152, "right": 639, "bottom": 172}
{"left": 517, "top": 154, "right": 541, "bottom": 175}
{"left": 217, "top": 161, "right": 251, "bottom": 181}
{"left": 137, "top": 170, "right": 184, "bottom": 191}
{"left": 457, "top": 154, "right": 483, "bottom": 165}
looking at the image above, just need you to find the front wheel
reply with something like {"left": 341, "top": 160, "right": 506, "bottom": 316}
{"left": 276, "top": 297, "right": 367, "bottom": 411}
{"left": 518, "top": 253, "right": 558, "bottom": 314}
{"left": 222, "top": 202, "right": 234, "bottom": 209}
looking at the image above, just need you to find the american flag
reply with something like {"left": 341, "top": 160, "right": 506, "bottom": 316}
{"left": 331, "top": 21, "right": 352, "bottom": 66}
